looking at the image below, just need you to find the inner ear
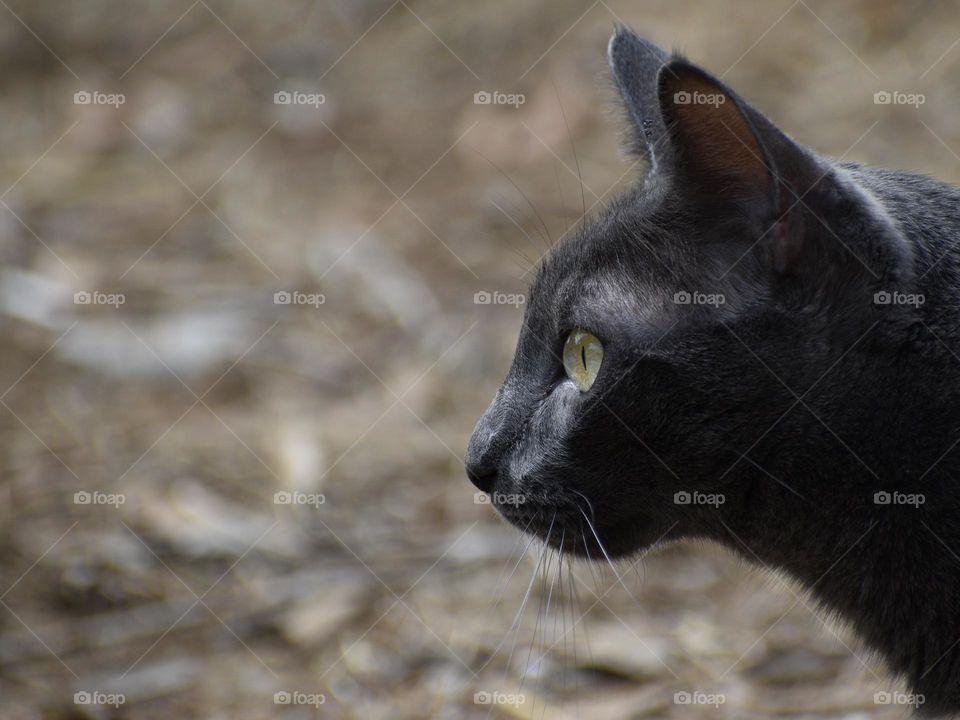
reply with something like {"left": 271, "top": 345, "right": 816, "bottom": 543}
{"left": 657, "top": 62, "right": 777, "bottom": 216}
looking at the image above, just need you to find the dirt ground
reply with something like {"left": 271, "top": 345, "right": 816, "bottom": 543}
{"left": 1, "top": 1, "right": 958, "bottom": 718}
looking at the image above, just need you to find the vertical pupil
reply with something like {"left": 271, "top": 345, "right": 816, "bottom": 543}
{"left": 581, "top": 344, "right": 587, "bottom": 368}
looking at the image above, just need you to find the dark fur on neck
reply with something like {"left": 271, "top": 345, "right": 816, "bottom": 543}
{"left": 466, "top": 28, "right": 960, "bottom": 716}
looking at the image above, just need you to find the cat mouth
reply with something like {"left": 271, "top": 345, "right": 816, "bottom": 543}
{"left": 492, "top": 492, "right": 619, "bottom": 560}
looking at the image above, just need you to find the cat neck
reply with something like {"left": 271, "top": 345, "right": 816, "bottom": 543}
{"left": 714, "top": 457, "right": 960, "bottom": 716}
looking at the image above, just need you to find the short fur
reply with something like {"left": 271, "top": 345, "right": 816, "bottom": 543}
{"left": 466, "top": 27, "right": 960, "bottom": 716}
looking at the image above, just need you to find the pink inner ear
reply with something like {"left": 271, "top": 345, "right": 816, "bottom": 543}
{"left": 664, "top": 71, "right": 771, "bottom": 201}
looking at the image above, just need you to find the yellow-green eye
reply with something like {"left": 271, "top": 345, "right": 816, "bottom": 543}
{"left": 563, "top": 330, "right": 603, "bottom": 392}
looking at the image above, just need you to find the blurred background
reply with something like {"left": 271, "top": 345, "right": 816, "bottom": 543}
{"left": 0, "top": 0, "right": 957, "bottom": 717}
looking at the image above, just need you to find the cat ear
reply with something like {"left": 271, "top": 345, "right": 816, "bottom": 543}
{"left": 607, "top": 27, "right": 675, "bottom": 176}
{"left": 656, "top": 59, "right": 834, "bottom": 274}
{"left": 657, "top": 62, "right": 777, "bottom": 210}
{"left": 611, "top": 32, "right": 890, "bottom": 284}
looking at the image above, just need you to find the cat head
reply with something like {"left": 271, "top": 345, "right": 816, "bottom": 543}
{"left": 465, "top": 28, "right": 914, "bottom": 559}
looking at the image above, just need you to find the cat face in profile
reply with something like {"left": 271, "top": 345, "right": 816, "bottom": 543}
{"left": 466, "top": 27, "right": 911, "bottom": 559}
{"left": 467, "top": 26, "right": 960, "bottom": 715}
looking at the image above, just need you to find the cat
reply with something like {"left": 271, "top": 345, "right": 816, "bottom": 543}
{"left": 466, "top": 26, "right": 960, "bottom": 717}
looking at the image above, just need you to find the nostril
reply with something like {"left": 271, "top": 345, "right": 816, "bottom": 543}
{"left": 466, "top": 466, "right": 497, "bottom": 494}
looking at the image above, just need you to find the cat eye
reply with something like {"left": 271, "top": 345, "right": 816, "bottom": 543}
{"left": 563, "top": 330, "right": 604, "bottom": 392}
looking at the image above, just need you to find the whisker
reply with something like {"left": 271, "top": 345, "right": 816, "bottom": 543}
{"left": 578, "top": 505, "right": 636, "bottom": 598}
{"left": 569, "top": 488, "right": 596, "bottom": 524}
{"left": 477, "top": 525, "right": 544, "bottom": 675}
{"left": 553, "top": 79, "right": 586, "bottom": 220}
{"left": 580, "top": 525, "right": 602, "bottom": 588}
{"left": 543, "top": 529, "right": 564, "bottom": 720}
{"left": 520, "top": 533, "right": 553, "bottom": 693}
{"left": 490, "top": 195, "right": 547, "bottom": 261}
{"left": 491, "top": 517, "right": 539, "bottom": 611}
{"left": 568, "top": 543, "right": 588, "bottom": 714}
{"left": 472, "top": 147, "right": 554, "bottom": 253}
{"left": 497, "top": 514, "right": 555, "bottom": 714}
{"left": 554, "top": 536, "right": 577, "bottom": 704}
{"left": 553, "top": 161, "right": 570, "bottom": 237}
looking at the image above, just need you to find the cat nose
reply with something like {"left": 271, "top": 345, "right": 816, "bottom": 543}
{"left": 465, "top": 421, "right": 502, "bottom": 494}
{"left": 465, "top": 462, "right": 497, "bottom": 493}
{"left": 467, "top": 386, "right": 520, "bottom": 494}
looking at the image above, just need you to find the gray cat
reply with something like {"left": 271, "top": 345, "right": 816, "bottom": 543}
{"left": 466, "top": 27, "right": 960, "bottom": 716}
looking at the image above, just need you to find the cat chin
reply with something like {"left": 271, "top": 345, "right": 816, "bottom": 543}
{"left": 493, "top": 500, "right": 664, "bottom": 561}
